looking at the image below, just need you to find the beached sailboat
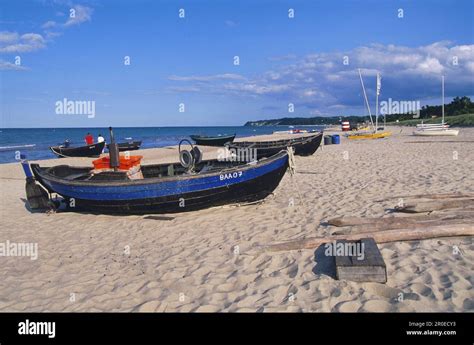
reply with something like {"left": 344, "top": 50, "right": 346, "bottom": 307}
{"left": 413, "top": 76, "right": 459, "bottom": 137}
{"left": 25, "top": 129, "right": 289, "bottom": 214}
{"left": 348, "top": 70, "right": 392, "bottom": 140}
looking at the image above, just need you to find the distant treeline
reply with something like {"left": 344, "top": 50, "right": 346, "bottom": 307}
{"left": 244, "top": 96, "right": 474, "bottom": 126}
{"left": 244, "top": 115, "right": 365, "bottom": 126}
{"left": 385, "top": 96, "right": 474, "bottom": 122}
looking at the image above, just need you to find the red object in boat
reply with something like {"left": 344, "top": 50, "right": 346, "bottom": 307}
{"left": 92, "top": 155, "right": 143, "bottom": 170}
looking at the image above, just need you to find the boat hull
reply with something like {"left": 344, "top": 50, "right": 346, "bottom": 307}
{"left": 413, "top": 129, "right": 459, "bottom": 136}
{"left": 230, "top": 133, "right": 323, "bottom": 159}
{"left": 31, "top": 151, "right": 289, "bottom": 214}
{"left": 107, "top": 141, "right": 142, "bottom": 151}
{"left": 190, "top": 135, "right": 235, "bottom": 146}
{"left": 50, "top": 142, "right": 105, "bottom": 158}
{"left": 348, "top": 131, "right": 392, "bottom": 140}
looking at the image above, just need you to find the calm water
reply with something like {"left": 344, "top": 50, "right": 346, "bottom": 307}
{"left": 0, "top": 126, "right": 324, "bottom": 164}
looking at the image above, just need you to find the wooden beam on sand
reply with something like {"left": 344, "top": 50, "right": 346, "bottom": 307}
{"left": 259, "top": 224, "right": 474, "bottom": 253}
{"left": 406, "top": 140, "right": 474, "bottom": 144}
{"left": 335, "top": 238, "right": 387, "bottom": 283}
{"left": 331, "top": 217, "right": 474, "bottom": 235}
{"left": 327, "top": 213, "right": 474, "bottom": 228}
{"left": 395, "top": 199, "right": 474, "bottom": 213}
{"left": 377, "top": 193, "right": 474, "bottom": 201}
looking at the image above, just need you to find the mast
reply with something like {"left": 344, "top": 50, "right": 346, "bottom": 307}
{"left": 375, "top": 72, "right": 381, "bottom": 132}
{"left": 442, "top": 75, "right": 445, "bottom": 124}
{"left": 358, "top": 68, "right": 374, "bottom": 131}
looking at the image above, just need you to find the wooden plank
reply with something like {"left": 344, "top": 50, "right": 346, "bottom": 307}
{"left": 327, "top": 212, "right": 474, "bottom": 228}
{"left": 335, "top": 238, "right": 387, "bottom": 283}
{"left": 395, "top": 199, "right": 474, "bottom": 213}
{"left": 258, "top": 224, "right": 474, "bottom": 253}
{"left": 331, "top": 215, "right": 474, "bottom": 235}
{"left": 377, "top": 192, "right": 474, "bottom": 201}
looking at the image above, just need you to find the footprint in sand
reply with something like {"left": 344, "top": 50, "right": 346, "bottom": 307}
{"left": 359, "top": 299, "right": 393, "bottom": 312}
{"left": 333, "top": 300, "right": 362, "bottom": 312}
{"left": 287, "top": 263, "right": 299, "bottom": 278}
{"left": 462, "top": 298, "right": 474, "bottom": 311}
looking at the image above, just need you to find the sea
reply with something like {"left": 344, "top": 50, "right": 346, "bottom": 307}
{"left": 0, "top": 126, "right": 325, "bottom": 164}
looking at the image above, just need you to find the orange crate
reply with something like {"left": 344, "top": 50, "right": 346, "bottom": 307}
{"left": 92, "top": 155, "right": 143, "bottom": 170}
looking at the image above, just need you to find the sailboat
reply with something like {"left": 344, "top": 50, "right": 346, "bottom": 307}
{"left": 348, "top": 70, "right": 392, "bottom": 140}
{"left": 413, "top": 76, "right": 459, "bottom": 137}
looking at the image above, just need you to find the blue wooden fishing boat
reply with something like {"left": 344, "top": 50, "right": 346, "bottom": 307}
{"left": 28, "top": 150, "right": 289, "bottom": 214}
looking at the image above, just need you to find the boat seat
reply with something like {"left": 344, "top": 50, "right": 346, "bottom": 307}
{"left": 64, "top": 172, "right": 93, "bottom": 181}
{"left": 89, "top": 171, "right": 128, "bottom": 181}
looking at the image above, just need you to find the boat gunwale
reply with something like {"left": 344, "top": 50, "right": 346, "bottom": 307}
{"left": 190, "top": 134, "right": 236, "bottom": 140}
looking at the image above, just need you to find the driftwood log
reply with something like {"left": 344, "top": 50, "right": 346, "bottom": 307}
{"left": 327, "top": 213, "right": 474, "bottom": 228}
{"left": 331, "top": 217, "right": 474, "bottom": 235}
{"left": 259, "top": 224, "right": 474, "bottom": 253}
{"left": 395, "top": 199, "right": 474, "bottom": 213}
{"left": 378, "top": 193, "right": 474, "bottom": 201}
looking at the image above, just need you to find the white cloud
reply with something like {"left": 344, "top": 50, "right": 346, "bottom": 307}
{"left": 0, "top": 5, "right": 93, "bottom": 57}
{"left": 168, "top": 73, "right": 246, "bottom": 82}
{"left": 0, "top": 60, "right": 28, "bottom": 71}
{"left": 268, "top": 54, "right": 297, "bottom": 62}
{"left": 64, "top": 5, "right": 93, "bottom": 27}
{"left": 45, "top": 31, "right": 62, "bottom": 39}
{"left": 167, "top": 86, "right": 201, "bottom": 93}
{"left": 0, "top": 31, "right": 19, "bottom": 43}
{"left": 0, "top": 32, "right": 46, "bottom": 53}
{"left": 166, "top": 41, "right": 474, "bottom": 114}
{"left": 225, "top": 20, "right": 237, "bottom": 27}
{"left": 42, "top": 20, "right": 57, "bottom": 29}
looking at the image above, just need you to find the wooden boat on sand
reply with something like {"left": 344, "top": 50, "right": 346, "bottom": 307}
{"left": 107, "top": 140, "right": 142, "bottom": 151}
{"left": 50, "top": 142, "right": 105, "bottom": 158}
{"left": 29, "top": 150, "right": 289, "bottom": 214}
{"left": 228, "top": 132, "right": 323, "bottom": 159}
{"left": 190, "top": 134, "right": 235, "bottom": 146}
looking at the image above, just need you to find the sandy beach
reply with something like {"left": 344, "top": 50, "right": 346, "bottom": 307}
{"left": 0, "top": 126, "right": 472, "bottom": 312}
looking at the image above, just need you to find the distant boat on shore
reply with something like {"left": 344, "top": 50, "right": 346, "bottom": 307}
{"left": 349, "top": 69, "right": 392, "bottom": 140}
{"left": 413, "top": 77, "right": 460, "bottom": 137}
{"left": 229, "top": 132, "right": 323, "bottom": 159}
{"left": 50, "top": 141, "right": 105, "bottom": 158}
{"left": 107, "top": 140, "right": 142, "bottom": 152}
{"left": 190, "top": 134, "right": 235, "bottom": 146}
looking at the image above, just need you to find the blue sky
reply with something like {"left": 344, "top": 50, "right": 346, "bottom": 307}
{"left": 1, "top": 0, "right": 473, "bottom": 128}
